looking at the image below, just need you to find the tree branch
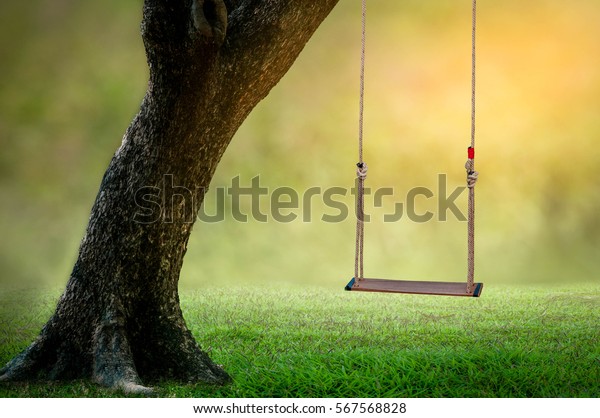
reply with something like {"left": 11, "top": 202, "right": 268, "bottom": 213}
{"left": 219, "top": 0, "right": 340, "bottom": 124}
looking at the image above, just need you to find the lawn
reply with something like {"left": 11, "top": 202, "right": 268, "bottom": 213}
{"left": 0, "top": 284, "right": 598, "bottom": 397}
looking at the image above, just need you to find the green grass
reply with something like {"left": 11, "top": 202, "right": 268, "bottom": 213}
{"left": 0, "top": 284, "right": 599, "bottom": 397}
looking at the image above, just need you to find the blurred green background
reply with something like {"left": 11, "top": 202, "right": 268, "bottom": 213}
{"left": 0, "top": 0, "right": 599, "bottom": 291}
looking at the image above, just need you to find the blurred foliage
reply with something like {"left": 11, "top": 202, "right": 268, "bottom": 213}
{"left": 0, "top": 0, "right": 599, "bottom": 290}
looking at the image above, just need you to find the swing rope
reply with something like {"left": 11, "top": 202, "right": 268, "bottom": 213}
{"left": 354, "top": 0, "right": 367, "bottom": 280}
{"left": 353, "top": 0, "right": 480, "bottom": 293}
{"left": 466, "top": 0, "right": 478, "bottom": 293}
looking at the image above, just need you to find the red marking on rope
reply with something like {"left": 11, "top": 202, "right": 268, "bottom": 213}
{"left": 468, "top": 147, "right": 475, "bottom": 159}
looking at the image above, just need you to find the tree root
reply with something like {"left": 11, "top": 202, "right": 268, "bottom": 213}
{"left": 1, "top": 306, "right": 230, "bottom": 394}
{"left": 92, "top": 314, "right": 154, "bottom": 395}
{"left": 0, "top": 334, "right": 53, "bottom": 382}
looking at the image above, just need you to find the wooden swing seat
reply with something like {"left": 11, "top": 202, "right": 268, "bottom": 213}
{"left": 345, "top": 277, "right": 483, "bottom": 297}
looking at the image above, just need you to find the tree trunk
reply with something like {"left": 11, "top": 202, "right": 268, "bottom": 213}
{"left": 0, "top": 0, "right": 339, "bottom": 394}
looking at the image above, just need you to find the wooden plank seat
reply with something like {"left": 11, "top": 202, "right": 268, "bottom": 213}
{"left": 345, "top": 277, "right": 483, "bottom": 297}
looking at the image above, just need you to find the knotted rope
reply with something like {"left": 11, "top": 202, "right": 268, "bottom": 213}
{"left": 354, "top": 163, "right": 367, "bottom": 280}
{"left": 466, "top": 0, "right": 478, "bottom": 293}
{"left": 354, "top": 0, "right": 367, "bottom": 281}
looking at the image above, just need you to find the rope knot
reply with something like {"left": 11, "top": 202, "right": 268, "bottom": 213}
{"left": 356, "top": 162, "right": 368, "bottom": 180}
{"left": 465, "top": 161, "right": 479, "bottom": 189}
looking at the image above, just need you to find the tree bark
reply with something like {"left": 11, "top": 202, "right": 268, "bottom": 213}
{"left": 0, "top": 0, "right": 339, "bottom": 394}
